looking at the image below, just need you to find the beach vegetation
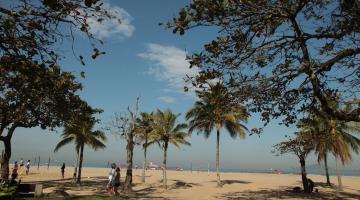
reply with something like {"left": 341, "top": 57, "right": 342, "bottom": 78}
{"left": 54, "top": 117, "right": 107, "bottom": 185}
{"left": 149, "top": 109, "right": 190, "bottom": 189}
{"left": 186, "top": 82, "right": 249, "bottom": 187}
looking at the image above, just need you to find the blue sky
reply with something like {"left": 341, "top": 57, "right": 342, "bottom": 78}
{"left": 7, "top": 0, "right": 360, "bottom": 172}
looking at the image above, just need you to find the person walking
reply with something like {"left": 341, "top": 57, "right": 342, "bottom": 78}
{"left": 106, "top": 163, "right": 116, "bottom": 195}
{"left": 61, "top": 163, "right": 65, "bottom": 179}
{"left": 113, "top": 167, "right": 121, "bottom": 196}
{"left": 25, "top": 160, "right": 31, "bottom": 175}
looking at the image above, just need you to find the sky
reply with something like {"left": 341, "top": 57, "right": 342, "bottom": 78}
{"left": 5, "top": 0, "right": 360, "bottom": 172}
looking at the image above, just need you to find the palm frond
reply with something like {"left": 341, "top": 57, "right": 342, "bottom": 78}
{"left": 54, "top": 137, "right": 74, "bottom": 152}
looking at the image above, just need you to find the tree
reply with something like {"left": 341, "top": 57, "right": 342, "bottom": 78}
{"left": 0, "top": 0, "right": 113, "bottom": 67}
{"left": 150, "top": 109, "right": 190, "bottom": 189}
{"left": 273, "top": 132, "right": 313, "bottom": 193}
{"left": 0, "top": 0, "right": 115, "bottom": 180}
{"left": 299, "top": 116, "right": 333, "bottom": 186}
{"left": 169, "top": 0, "right": 360, "bottom": 125}
{"left": 299, "top": 102, "right": 360, "bottom": 188}
{"left": 0, "top": 59, "right": 97, "bottom": 180}
{"left": 54, "top": 118, "right": 106, "bottom": 185}
{"left": 136, "top": 112, "right": 155, "bottom": 184}
{"left": 107, "top": 97, "right": 140, "bottom": 193}
{"left": 186, "top": 82, "right": 249, "bottom": 187}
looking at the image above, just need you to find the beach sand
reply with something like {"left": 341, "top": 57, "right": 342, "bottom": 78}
{"left": 15, "top": 165, "right": 360, "bottom": 199}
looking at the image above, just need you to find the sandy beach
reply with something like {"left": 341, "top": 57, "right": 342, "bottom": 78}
{"left": 14, "top": 165, "right": 360, "bottom": 199}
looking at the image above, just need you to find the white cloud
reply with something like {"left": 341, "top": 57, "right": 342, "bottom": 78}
{"left": 138, "top": 43, "right": 198, "bottom": 94}
{"left": 157, "top": 96, "right": 176, "bottom": 103}
{"left": 85, "top": 3, "right": 135, "bottom": 39}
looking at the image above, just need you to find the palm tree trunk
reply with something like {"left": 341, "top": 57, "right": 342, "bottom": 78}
{"left": 216, "top": 128, "right": 221, "bottom": 187}
{"left": 300, "top": 157, "right": 309, "bottom": 193}
{"left": 324, "top": 153, "right": 331, "bottom": 186}
{"left": 77, "top": 144, "right": 84, "bottom": 185}
{"left": 163, "top": 142, "right": 168, "bottom": 189}
{"left": 335, "top": 156, "right": 343, "bottom": 191}
{"left": 142, "top": 134, "right": 148, "bottom": 183}
{"left": 73, "top": 150, "right": 80, "bottom": 182}
{"left": 124, "top": 134, "right": 134, "bottom": 192}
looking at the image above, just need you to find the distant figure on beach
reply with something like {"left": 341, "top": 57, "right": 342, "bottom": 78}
{"left": 107, "top": 163, "right": 116, "bottom": 195}
{"left": 19, "top": 158, "right": 24, "bottom": 168}
{"left": 308, "top": 178, "right": 314, "bottom": 193}
{"left": 26, "top": 160, "right": 31, "bottom": 175}
{"left": 112, "top": 167, "right": 121, "bottom": 196}
{"left": 61, "top": 163, "right": 65, "bottom": 179}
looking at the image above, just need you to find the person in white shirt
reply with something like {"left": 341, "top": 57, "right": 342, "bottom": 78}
{"left": 26, "top": 160, "right": 31, "bottom": 175}
{"left": 106, "top": 163, "right": 116, "bottom": 195}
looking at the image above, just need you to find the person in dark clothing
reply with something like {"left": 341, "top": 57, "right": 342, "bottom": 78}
{"left": 61, "top": 163, "right": 65, "bottom": 179}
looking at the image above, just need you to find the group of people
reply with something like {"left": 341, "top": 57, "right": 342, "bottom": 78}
{"left": 106, "top": 163, "right": 121, "bottom": 196}
{"left": 10, "top": 158, "right": 31, "bottom": 184}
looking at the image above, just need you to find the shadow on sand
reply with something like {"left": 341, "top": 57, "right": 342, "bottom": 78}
{"left": 29, "top": 176, "right": 171, "bottom": 199}
{"left": 168, "top": 180, "right": 201, "bottom": 190}
{"left": 218, "top": 185, "right": 360, "bottom": 200}
{"left": 210, "top": 179, "right": 252, "bottom": 187}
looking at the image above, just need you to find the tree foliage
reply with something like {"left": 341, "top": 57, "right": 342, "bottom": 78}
{"left": 0, "top": 0, "right": 112, "bottom": 179}
{"left": 54, "top": 116, "right": 106, "bottom": 184}
{"left": 170, "top": 0, "right": 360, "bottom": 125}
{"left": 0, "top": 0, "right": 112, "bottom": 65}
{"left": 186, "top": 82, "right": 249, "bottom": 138}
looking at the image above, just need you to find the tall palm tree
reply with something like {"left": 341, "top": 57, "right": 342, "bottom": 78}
{"left": 136, "top": 112, "right": 155, "bottom": 183}
{"left": 54, "top": 120, "right": 106, "bottom": 184}
{"left": 150, "top": 109, "right": 190, "bottom": 189}
{"left": 186, "top": 83, "right": 249, "bottom": 187}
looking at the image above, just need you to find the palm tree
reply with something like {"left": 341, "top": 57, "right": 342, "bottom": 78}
{"left": 54, "top": 119, "right": 106, "bottom": 185}
{"left": 136, "top": 112, "right": 155, "bottom": 183}
{"left": 186, "top": 83, "right": 249, "bottom": 187}
{"left": 150, "top": 109, "right": 190, "bottom": 189}
{"left": 299, "top": 114, "right": 360, "bottom": 189}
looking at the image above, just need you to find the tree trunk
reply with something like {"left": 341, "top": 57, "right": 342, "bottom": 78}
{"left": 142, "top": 134, "right": 148, "bottom": 183}
{"left": 76, "top": 145, "right": 84, "bottom": 185}
{"left": 324, "top": 153, "right": 331, "bottom": 186}
{"left": 73, "top": 150, "right": 80, "bottom": 182}
{"left": 216, "top": 128, "right": 221, "bottom": 187}
{"left": 335, "top": 156, "right": 343, "bottom": 191}
{"left": 124, "top": 134, "right": 134, "bottom": 192}
{"left": 300, "top": 157, "right": 309, "bottom": 193}
{"left": 163, "top": 142, "right": 168, "bottom": 189}
{"left": 0, "top": 136, "right": 11, "bottom": 180}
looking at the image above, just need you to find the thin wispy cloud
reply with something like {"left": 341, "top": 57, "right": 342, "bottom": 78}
{"left": 157, "top": 96, "right": 176, "bottom": 103}
{"left": 138, "top": 43, "right": 198, "bottom": 94}
{"left": 85, "top": 2, "right": 135, "bottom": 39}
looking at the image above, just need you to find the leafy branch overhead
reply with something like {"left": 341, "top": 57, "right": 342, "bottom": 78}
{"left": 169, "top": 0, "right": 360, "bottom": 125}
{"left": 0, "top": 0, "right": 116, "bottom": 67}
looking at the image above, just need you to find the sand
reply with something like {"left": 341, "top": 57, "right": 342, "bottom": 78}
{"left": 15, "top": 165, "right": 360, "bottom": 199}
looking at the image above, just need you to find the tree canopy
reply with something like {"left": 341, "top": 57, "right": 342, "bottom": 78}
{"left": 0, "top": 0, "right": 112, "bottom": 66}
{"left": 170, "top": 0, "right": 360, "bottom": 125}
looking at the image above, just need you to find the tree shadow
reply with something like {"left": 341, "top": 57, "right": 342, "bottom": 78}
{"left": 168, "top": 180, "right": 201, "bottom": 190}
{"left": 210, "top": 180, "right": 252, "bottom": 187}
{"left": 314, "top": 182, "right": 333, "bottom": 188}
{"left": 117, "top": 186, "right": 170, "bottom": 199}
{"left": 218, "top": 187, "right": 360, "bottom": 200}
{"left": 25, "top": 176, "right": 109, "bottom": 195}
